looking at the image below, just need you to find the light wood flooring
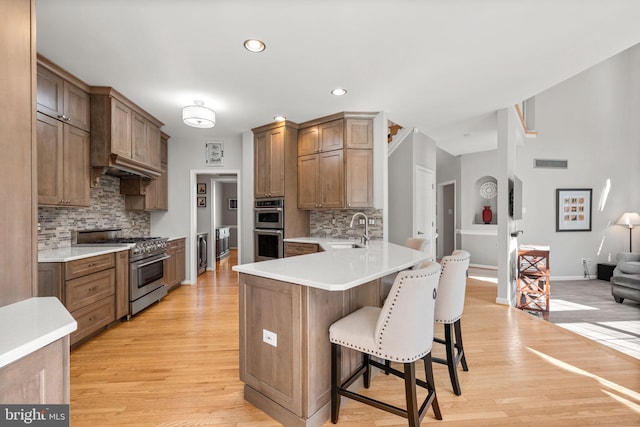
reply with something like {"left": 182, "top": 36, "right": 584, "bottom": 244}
{"left": 69, "top": 250, "right": 640, "bottom": 426}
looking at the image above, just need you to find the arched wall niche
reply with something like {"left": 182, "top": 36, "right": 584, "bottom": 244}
{"left": 474, "top": 175, "right": 497, "bottom": 225}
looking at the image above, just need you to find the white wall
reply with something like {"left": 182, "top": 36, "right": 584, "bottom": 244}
{"left": 515, "top": 44, "right": 640, "bottom": 278}
{"left": 151, "top": 134, "right": 243, "bottom": 284}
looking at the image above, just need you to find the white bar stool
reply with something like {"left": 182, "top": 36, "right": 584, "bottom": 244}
{"left": 432, "top": 250, "right": 471, "bottom": 396}
{"left": 329, "top": 262, "right": 443, "bottom": 426}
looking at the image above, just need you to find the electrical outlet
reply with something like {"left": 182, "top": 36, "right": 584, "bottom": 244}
{"left": 263, "top": 329, "right": 277, "bottom": 347}
{"left": 368, "top": 218, "right": 375, "bottom": 225}
{"left": 359, "top": 219, "right": 365, "bottom": 225}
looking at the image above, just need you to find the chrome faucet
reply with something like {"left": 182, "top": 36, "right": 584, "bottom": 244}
{"left": 349, "top": 212, "right": 369, "bottom": 245}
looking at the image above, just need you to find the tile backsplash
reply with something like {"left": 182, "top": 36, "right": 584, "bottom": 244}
{"left": 38, "top": 175, "right": 150, "bottom": 251}
{"left": 310, "top": 208, "right": 383, "bottom": 240}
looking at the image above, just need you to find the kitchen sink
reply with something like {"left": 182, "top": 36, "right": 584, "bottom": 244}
{"left": 327, "top": 242, "right": 365, "bottom": 249}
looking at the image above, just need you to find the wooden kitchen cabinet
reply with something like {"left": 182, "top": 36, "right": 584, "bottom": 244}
{"left": 90, "top": 86, "right": 163, "bottom": 179}
{"left": 120, "top": 131, "right": 169, "bottom": 211}
{"left": 254, "top": 125, "right": 286, "bottom": 198}
{"left": 38, "top": 252, "right": 119, "bottom": 346}
{"left": 164, "top": 238, "right": 186, "bottom": 290}
{"left": 115, "top": 250, "right": 130, "bottom": 320}
{"left": 37, "top": 58, "right": 91, "bottom": 132}
{"left": 297, "top": 113, "right": 374, "bottom": 209}
{"left": 36, "top": 57, "right": 92, "bottom": 208}
{"left": 37, "top": 112, "right": 91, "bottom": 207}
{"left": 284, "top": 242, "right": 320, "bottom": 257}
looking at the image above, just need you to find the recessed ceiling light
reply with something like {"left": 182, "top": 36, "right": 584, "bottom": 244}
{"left": 331, "top": 88, "right": 347, "bottom": 96}
{"left": 274, "top": 115, "right": 286, "bottom": 122}
{"left": 244, "top": 39, "right": 266, "bottom": 53}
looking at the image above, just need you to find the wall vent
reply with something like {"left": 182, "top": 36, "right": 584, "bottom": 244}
{"left": 534, "top": 159, "right": 568, "bottom": 169}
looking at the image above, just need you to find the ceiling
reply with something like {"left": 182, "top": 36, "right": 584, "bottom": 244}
{"left": 36, "top": 0, "right": 640, "bottom": 156}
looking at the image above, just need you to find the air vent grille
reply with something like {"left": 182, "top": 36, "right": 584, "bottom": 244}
{"left": 534, "top": 159, "right": 568, "bottom": 169}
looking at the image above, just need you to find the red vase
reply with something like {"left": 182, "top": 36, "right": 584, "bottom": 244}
{"left": 482, "top": 206, "right": 493, "bottom": 224}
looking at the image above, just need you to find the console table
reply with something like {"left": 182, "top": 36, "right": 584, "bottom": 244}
{"left": 517, "top": 246, "right": 550, "bottom": 320}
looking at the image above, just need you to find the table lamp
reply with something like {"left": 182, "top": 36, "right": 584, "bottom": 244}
{"left": 616, "top": 212, "right": 640, "bottom": 252}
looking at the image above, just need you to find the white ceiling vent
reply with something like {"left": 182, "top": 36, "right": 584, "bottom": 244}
{"left": 534, "top": 159, "right": 568, "bottom": 169}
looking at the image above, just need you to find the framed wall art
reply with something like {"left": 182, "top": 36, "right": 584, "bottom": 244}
{"left": 556, "top": 188, "right": 592, "bottom": 232}
{"left": 197, "top": 196, "right": 207, "bottom": 208}
{"left": 197, "top": 183, "right": 207, "bottom": 194}
{"left": 228, "top": 198, "right": 237, "bottom": 210}
{"left": 205, "top": 141, "right": 224, "bottom": 166}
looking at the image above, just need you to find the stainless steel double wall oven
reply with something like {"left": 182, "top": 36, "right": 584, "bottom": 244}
{"left": 254, "top": 198, "right": 284, "bottom": 261}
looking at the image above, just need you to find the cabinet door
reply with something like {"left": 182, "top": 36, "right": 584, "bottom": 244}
{"left": 146, "top": 122, "right": 162, "bottom": 170}
{"left": 319, "top": 119, "right": 344, "bottom": 152}
{"left": 175, "top": 240, "right": 186, "bottom": 284}
{"left": 267, "top": 128, "right": 285, "bottom": 197}
{"left": 36, "top": 66, "right": 64, "bottom": 119}
{"left": 297, "top": 154, "right": 319, "bottom": 209}
{"left": 115, "top": 251, "right": 129, "bottom": 319}
{"left": 164, "top": 243, "right": 177, "bottom": 287}
{"left": 319, "top": 150, "right": 344, "bottom": 208}
{"left": 345, "top": 118, "right": 373, "bottom": 149}
{"left": 297, "top": 126, "right": 318, "bottom": 156}
{"left": 63, "top": 81, "right": 90, "bottom": 131}
{"left": 345, "top": 149, "right": 373, "bottom": 208}
{"left": 131, "top": 111, "right": 148, "bottom": 164}
{"left": 254, "top": 130, "right": 269, "bottom": 198}
{"left": 110, "top": 98, "right": 132, "bottom": 158}
{"left": 37, "top": 112, "right": 64, "bottom": 206}
{"left": 63, "top": 125, "right": 90, "bottom": 207}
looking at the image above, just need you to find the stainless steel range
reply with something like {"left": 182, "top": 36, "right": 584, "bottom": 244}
{"left": 73, "top": 229, "right": 169, "bottom": 317}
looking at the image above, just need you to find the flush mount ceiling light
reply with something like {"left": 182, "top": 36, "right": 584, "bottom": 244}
{"left": 182, "top": 100, "right": 215, "bottom": 128}
{"left": 273, "top": 115, "right": 286, "bottom": 122}
{"left": 331, "top": 88, "right": 347, "bottom": 96}
{"left": 244, "top": 39, "right": 266, "bottom": 53}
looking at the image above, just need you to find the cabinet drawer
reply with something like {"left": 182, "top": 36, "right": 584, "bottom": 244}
{"left": 284, "top": 242, "right": 319, "bottom": 257}
{"left": 70, "top": 297, "right": 115, "bottom": 345}
{"left": 66, "top": 268, "right": 115, "bottom": 312}
{"left": 65, "top": 253, "right": 115, "bottom": 280}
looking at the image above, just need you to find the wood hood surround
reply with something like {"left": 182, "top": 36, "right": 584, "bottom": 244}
{"left": 90, "top": 86, "right": 164, "bottom": 183}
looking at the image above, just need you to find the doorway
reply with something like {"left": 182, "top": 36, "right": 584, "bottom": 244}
{"left": 437, "top": 181, "right": 456, "bottom": 259}
{"left": 414, "top": 166, "right": 434, "bottom": 260}
{"left": 190, "top": 169, "right": 240, "bottom": 284}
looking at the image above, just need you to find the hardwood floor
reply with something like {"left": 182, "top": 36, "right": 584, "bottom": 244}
{"left": 69, "top": 250, "right": 640, "bottom": 426}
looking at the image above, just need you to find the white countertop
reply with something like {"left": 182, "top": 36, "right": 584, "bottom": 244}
{"left": 38, "top": 245, "right": 131, "bottom": 263}
{"left": 0, "top": 297, "right": 77, "bottom": 369}
{"left": 233, "top": 239, "right": 429, "bottom": 291}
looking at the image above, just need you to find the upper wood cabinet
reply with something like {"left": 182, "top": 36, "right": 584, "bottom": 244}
{"left": 90, "top": 86, "right": 163, "bottom": 179}
{"left": 254, "top": 122, "right": 295, "bottom": 199}
{"left": 297, "top": 113, "right": 374, "bottom": 209}
{"left": 120, "top": 132, "right": 169, "bottom": 211}
{"left": 37, "top": 60, "right": 91, "bottom": 132}
{"left": 37, "top": 112, "right": 91, "bottom": 207}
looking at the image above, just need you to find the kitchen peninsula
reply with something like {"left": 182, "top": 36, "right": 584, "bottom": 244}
{"left": 232, "top": 240, "right": 429, "bottom": 427}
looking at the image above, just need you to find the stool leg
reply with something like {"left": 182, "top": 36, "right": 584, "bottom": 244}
{"left": 403, "top": 362, "right": 419, "bottom": 427}
{"left": 423, "top": 353, "right": 442, "bottom": 420}
{"left": 445, "top": 323, "right": 462, "bottom": 396}
{"left": 363, "top": 353, "right": 371, "bottom": 388}
{"left": 454, "top": 319, "right": 468, "bottom": 372}
{"left": 331, "top": 343, "right": 341, "bottom": 423}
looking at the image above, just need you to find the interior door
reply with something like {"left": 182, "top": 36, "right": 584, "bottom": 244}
{"left": 414, "top": 166, "right": 434, "bottom": 260}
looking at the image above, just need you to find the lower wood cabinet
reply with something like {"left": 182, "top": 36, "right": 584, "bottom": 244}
{"left": 239, "top": 273, "right": 381, "bottom": 424}
{"left": 38, "top": 250, "right": 127, "bottom": 346}
{"left": 0, "top": 338, "right": 70, "bottom": 404}
{"left": 164, "top": 238, "right": 186, "bottom": 290}
{"left": 284, "top": 242, "right": 320, "bottom": 257}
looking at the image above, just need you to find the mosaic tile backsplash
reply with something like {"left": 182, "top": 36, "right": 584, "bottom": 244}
{"left": 310, "top": 208, "right": 383, "bottom": 240}
{"left": 38, "top": 175, "right": 151, "bottom": 251}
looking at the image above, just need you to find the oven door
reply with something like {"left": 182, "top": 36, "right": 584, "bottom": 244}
{"left": 254, "top": 207, "right": 284, "bottom": 229}
{"left": 254, "top": 229, "right": 283, "bottom": 262}
{"left": 130, "top": 252, "right": 170, "bottom": 301}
